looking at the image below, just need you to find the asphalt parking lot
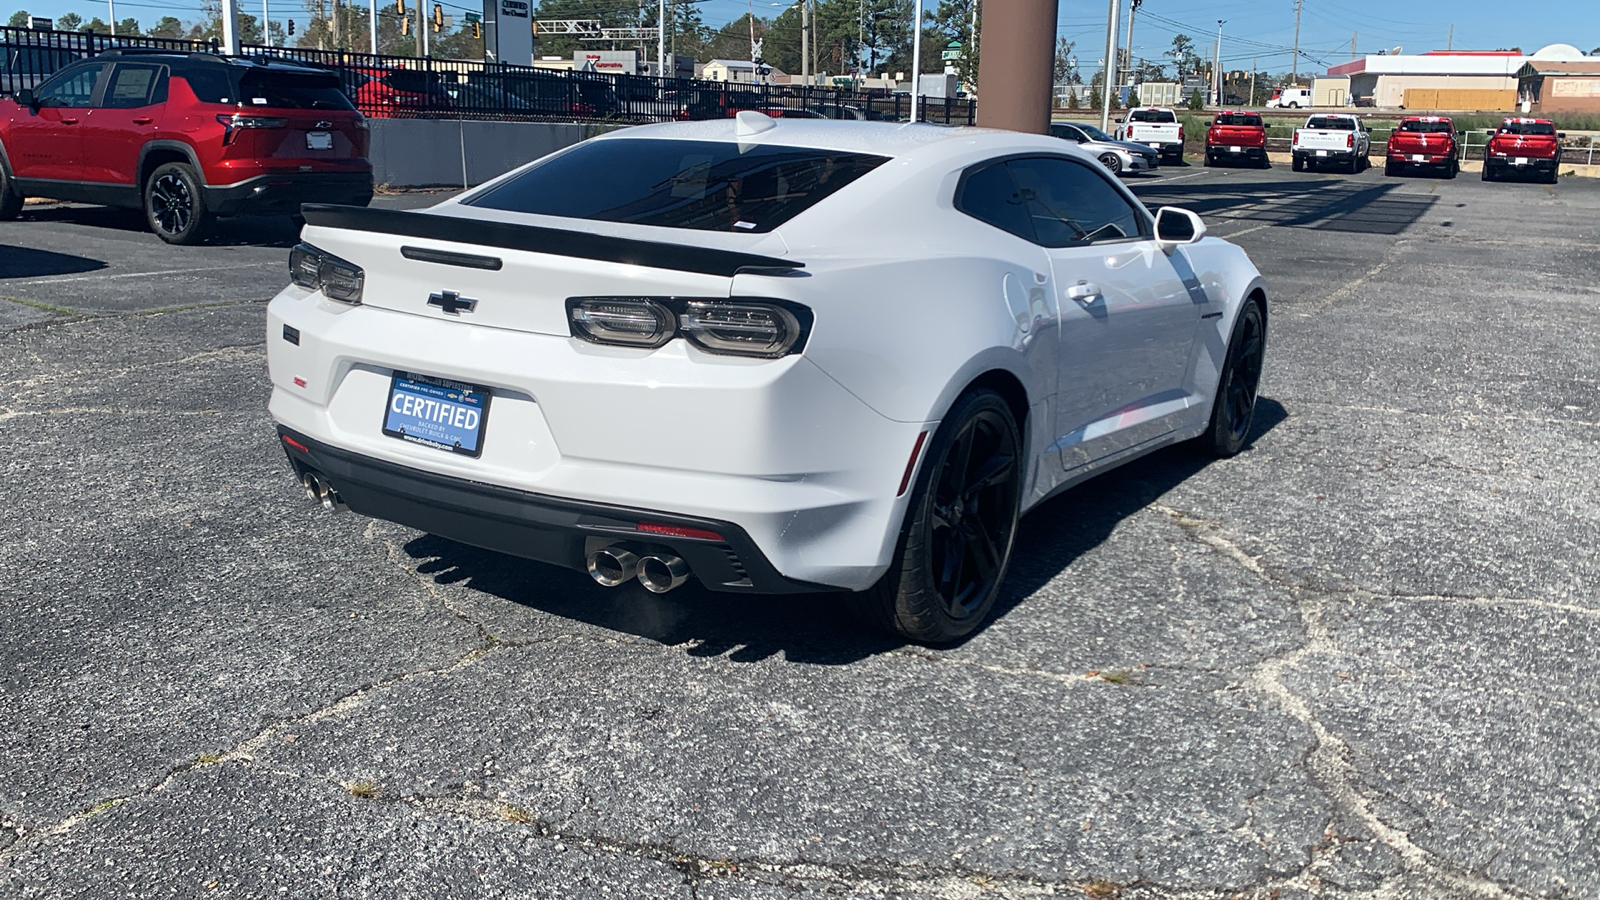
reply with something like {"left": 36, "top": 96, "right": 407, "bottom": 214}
{"left": 1, "top": 162, "right": 1597, "bottom": 899}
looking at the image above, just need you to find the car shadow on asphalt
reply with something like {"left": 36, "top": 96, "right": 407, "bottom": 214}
{"left": 401, "top": 397, "right": 1289, "bottom": 664}
{"left": 1136, "top": 177, "right": 1437, "bottom": 235}
{"left": 17, "top": 205, "right": 301, "bottom": 248}
{"left": 0, "top": 245, "right": 106, "bottom": 279}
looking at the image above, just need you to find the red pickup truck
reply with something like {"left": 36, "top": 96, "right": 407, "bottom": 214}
{"left": 1482, "top": 118, "right": 1564, "bottom": 184}
{"left": 1204, "top": 111, "right": 1268, "bottom": 168}
{"left": 1384, "top": 116, "right": 1459, "bottom": 179}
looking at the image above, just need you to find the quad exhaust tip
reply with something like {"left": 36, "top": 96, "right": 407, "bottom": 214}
{"left": 637, "top": 554, "right": 689, "bottom": 594}
{"left": 586, "top": 546, "right": 691, "bottom": 593}
{"left": 300, "top": 471, "right": 345, "bottom": 512}
{"left": 587, "top": 546, "right": 640, "bottom": 588}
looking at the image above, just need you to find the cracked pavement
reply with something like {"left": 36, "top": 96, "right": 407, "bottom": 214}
{"left": 1, "top": 169, "right": 1597, "bottom": 898}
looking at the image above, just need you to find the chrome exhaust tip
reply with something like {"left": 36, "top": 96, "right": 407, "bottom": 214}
{"left": 587, "top": 546, "right": 640, "bottom": 588}
{"left": 637, "top": 554, "right": 689, "bottom": 594}
{"left": 315, "top": 478, "right": 346, "bottom": 513}
{"left": 301, "top": 471, "right": 320, "bottom": 502}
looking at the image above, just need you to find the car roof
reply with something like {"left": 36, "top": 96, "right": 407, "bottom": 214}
{"left": 590, "top": 117, "right": 1013, "bottom": 159}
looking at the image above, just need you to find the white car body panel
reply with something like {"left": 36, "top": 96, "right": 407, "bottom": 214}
{"left": 268, "top": 119, "right": 1266, "bottom": 593}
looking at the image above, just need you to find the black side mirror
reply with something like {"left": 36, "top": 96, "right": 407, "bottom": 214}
{"left": 1558, "top": 132, "right": 1567, "bottom": 139}
{"left": 14, "top": 88, "right": 35, "bottom": 109}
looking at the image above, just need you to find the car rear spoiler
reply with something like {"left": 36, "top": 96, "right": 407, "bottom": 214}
{"left": 300, "top": 204, "right": 804, "bottom": 278}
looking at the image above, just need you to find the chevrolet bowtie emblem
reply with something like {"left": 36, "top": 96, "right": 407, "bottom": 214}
{"left": 428, "top": 290, "right": 477, "bottom": 314}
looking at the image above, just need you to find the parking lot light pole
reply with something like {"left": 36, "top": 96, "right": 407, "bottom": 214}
{"left": 221, "top": 0, "right": 242, "bottom": 54}
{"left": 908, "top": 0, "right": 923, "bottom": 122}
{"left": 1214, "top": 20, "right": 1224, "bottom": 105}
{"left": 371, "top": 0, "right": 379, "bottom": 54}
{"left": 974, "top": 0, "right": 1057, "bottom": 133}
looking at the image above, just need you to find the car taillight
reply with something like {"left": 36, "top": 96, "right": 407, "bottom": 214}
{"left": 1292, "top": 132, "right": 1299, "bottom": 145}
{"left": 216, "top": 114, "right": 288, "bottom": 145}
{"left": 1178, "top": 125, "right": 1184, "bottom": 141}
{"left": 567, "top": 297, "right": 810, "bottom": 358}
{"left": 1346, "top": 133, "right": 1354, "bottom": 148}
{"left": 289, "top": 242, "right": 364, "bottom": 304}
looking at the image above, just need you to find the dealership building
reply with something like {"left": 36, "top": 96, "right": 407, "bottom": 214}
{"left": 1324, "top": 44, "right": 1590, "bottom": 109}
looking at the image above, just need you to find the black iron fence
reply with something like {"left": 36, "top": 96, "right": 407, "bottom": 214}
{"left": 236, "top": 43, "right": 976, "bottom": 126}
{"left": 0, "top": 25, "right": 217, "bottom": 95}
{"left": 1, "top": 27, "right": 973, "bottom": 126}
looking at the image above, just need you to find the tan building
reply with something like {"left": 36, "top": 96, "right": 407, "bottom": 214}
{"left": 1323, "top": 43, "right": 1591, "bottom": 110}
{"left": 1518, "top": 59, "right": 1600, "bottom": 115}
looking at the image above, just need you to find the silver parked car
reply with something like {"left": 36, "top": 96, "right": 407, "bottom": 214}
{"left": 1049, "top": 122, "right": 1160, "bottom": 176}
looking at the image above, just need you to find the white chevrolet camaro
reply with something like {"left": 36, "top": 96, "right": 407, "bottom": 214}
{"left": 268, "top": 112, "right": 1268, "bottom": 643}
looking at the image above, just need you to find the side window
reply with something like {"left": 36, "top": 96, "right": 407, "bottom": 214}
{"left": 1005, "top": 157, "right": 1147, "bottom": 248}
{"left": 180, "top": 67, "right": 236, "bottom": 104}
{"left": 102, "top": 64, "right": 167, "bottom": 109}
{"left": 955, "top": 161, "right": 1035, "bottom": 241}
{"left": 35, "top": 62, "right": 104, "bottom": 107}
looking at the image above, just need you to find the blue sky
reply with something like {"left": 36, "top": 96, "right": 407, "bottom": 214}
{"left": 10, "top": 0, "right": 1596, "bottom": 76}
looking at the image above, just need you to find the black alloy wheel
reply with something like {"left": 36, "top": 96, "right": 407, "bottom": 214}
{"left": 1197, "top": 299, "right": 1267, "bottom": 457}
{"left": 145, "top": 162, "right": 215, "bottom": 245}
{"left": 860, "top": 389, "right": 1023, "bottom": 644}
{"left": 0, "top": 161, "right": 22, "bottom": 220}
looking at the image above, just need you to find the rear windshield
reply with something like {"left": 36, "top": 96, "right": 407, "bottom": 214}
{"left": 1306, "top": 116, "right": 1355, "bottom": 129}
{"left": 383, "top": 70, "right": 441, "bottom": 93}
{"left": 1500, "top": 120, "right": 1555, "bottom": 135}
{"left": 238, "top": 70, "right": 353, "bottom": 109}
{"left": 1128, "top": 109, "right": 1175, "bottom": 123}
{"left": 1399, "top": 120, "right": 1452, "bottom": 133}
{"left": 465, "top": 138, "right": 888, "bottom": 233}
{"left": 1215, "top": 113, "right": 1262, "bottom": 126}
{"left": 184, "top": 66, "right": 353, "bottom": 109}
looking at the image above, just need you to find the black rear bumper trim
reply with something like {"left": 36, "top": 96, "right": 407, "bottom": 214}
{"left": 276, "top": 426, "right": 834, "bottom": 595}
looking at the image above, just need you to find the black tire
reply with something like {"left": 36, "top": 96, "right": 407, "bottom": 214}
{"left": 1385, "top": 159, "right": 1398, "bottom": 177}
{"left": 1098, "top": 152, "right": 1122, "bottom": 175}
{"left": 1257, "top": 154, "right": 1271, "bottom": 169}
{"left": 1203, "top": 152, "right": 1213, "bottom": 167}
{"left": 1545, "top": 165, "right": 1559, "bottom": 185}
{"left": 144, "top": 162, "right": 214, "bottom": 245}
{"left": 1196, "top": 298, "right": 1267, "bottom": 458}
{"left": 858, "top": 389, "right": 1023, "bottom": 644}
{"left": 1292, "top": 155, "right": 1304, "bottom": 172}
{"left": 0, "top": 159, "right": 22, "bottom": 220}
{"left": 1481, "top": 164, "right": 1493, "bottom": 182}
{"left": 1444, "top": 160, "right": 1457, "bottom": 180}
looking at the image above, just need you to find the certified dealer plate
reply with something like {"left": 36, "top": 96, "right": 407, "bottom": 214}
{"left": 1412, "top": 154, "right": 1426, "bottom": 161}
{"left": 1514, "top": 157, "right": 1529, "bottom": 165}
{"left": 382, "top": 372, "right": 491, "bottom": 457}
{"left": 1316, "top": 149, "right": 1328, "bottom": 156}
{"left": 306, "top": 131, "right": 333, "bottom": 150}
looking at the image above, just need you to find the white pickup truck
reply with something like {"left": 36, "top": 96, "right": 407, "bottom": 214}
{"left": 1291, "top": 114, "right": 1372, "bottom": 173}
{"left": 1115, "top": 107, "right": 1185, "bottom": 163}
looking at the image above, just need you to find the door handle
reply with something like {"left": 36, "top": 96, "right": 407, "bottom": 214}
{"left": 61, "top": 117, "right": 79, "bottom": 124}
{"left": 132, "top": 116, "right": 153, "bottom": 125}
{"left": 1065, "top": 281, "right": 1102, "bottom": 303}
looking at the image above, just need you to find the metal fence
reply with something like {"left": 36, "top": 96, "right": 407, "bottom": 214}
{"left": 1458, "top": 129, "right": 1599, "bottom": 165}
{"left": 0, "top": 25, "right": 216, "bottom": 95}
{"left": 236, "top": 43, "right": 976, "bottom": 126}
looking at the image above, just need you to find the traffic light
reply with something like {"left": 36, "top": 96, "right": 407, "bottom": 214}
{"left": 432, "top": 3, "right": 443, "bottom": 32}
{"left": 401, "top": 15, "right": 410, "bottom": 35}
{"left": 287, "top": 18, "right": 295, "bottom": 35}
{"left": 472, "top": 22, "right": 481, "bottom": 39}
{"left": 394, "top": 0, "right": 405, "bottom": 15}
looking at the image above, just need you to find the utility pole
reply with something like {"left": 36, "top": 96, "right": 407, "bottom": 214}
{"left": 801, "top": 0, "right": 809, "bottom": 85}
{"left": 1249, "top": 57, "right": 1256, "bottom": 107}
{"left": 909, "top": 0, "right": 924, "bottom": 121}
{"left": 1352, "top": 31, "right": 1357, "bottom": 60}
{"left": 1099, "top": 0, "right": 1118, "bottom": 132}
{"left": 1124, "top": 0, "right": 1139, "bottom": 88}
{"left": 1291, "top": 0, "right": 1302, "bottom": 85}
{"left": 1447, "top": 23, "right": 1453, "bottom": 51}
{"left": 221, "top": 0, "right": 241, "bottom": 53}
{"left": 975, "top": 0, "right": 1057, "bottom": 133}
{"left": 658, "top": 0, "right": 666, "bottom": 76}
{"left": 369, "top": 0, "right": 376, "bottom": 53}
{"left": 1214, "top": 20, "right": 1223, "bottom": 105}
{"left": 418, "top": 0, "right": 428, "bottom": 57}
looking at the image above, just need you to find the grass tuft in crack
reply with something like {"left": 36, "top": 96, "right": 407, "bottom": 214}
{"left": 84, "top": 798, "right": 126, "bottom": 819}
{"left": 500, "top": 804, "right": 533, "bottom": 825}
{"left": 345, "top": 780, "right": 382, "bottom": 800}
{"left": 1084, "top": 878, "right": 1120, "bottom": 899}
{"left": 195, "top": 753, "right": 224, "bottom": 766}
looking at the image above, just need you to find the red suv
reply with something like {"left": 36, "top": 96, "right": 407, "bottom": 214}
{"left": 0, "top": 49, "right": 372, "bottom": 244}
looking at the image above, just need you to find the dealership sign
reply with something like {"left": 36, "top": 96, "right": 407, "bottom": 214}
{"left": 483, "top": 0, "right": 533, "bottom": 66}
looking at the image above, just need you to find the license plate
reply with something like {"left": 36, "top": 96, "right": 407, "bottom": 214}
{"left": 1514, "top": 157, "right": 1528, "bottom": 165}
{"left": 1316, "top": 149, "right": 1328, "bottom": 156}
{"left": 382, "top": 373, "right": 491, "bottom": 457}
{"left": 306, "top": 131, "right": 333, "bottom": 150}
{"left": 1148, "top": 142, "right": 1161, "bottom": 148}
{"left": 1229, "top": 145, "right": 1241, "bottom": 153}
{"left": 1412, "top": 154, "right": 1426, "bottom": 161}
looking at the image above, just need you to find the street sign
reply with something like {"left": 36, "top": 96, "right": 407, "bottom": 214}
{"left": 941, "top": 49, "right": 963, "bottom": 61}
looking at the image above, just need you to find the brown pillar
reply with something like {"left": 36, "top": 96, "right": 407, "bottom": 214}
{"left": 975, "top": 0, "right": 1060, "bottom": 134}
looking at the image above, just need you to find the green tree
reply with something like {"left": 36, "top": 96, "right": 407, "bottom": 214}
{"left": 1052, "top": 37, "right": 1076, "bottom": 85}
{"left": 925, "top": 0, "right": 975, "bottom": 81}
{"left": 116, "top": 17, "right": 141, "bottom": 36}
{"left": 6, "top": 10, "right": 30, "bottom": 28}
{"left": 81, "top": 17, "right": 111, "bottom": 34}
{"left": 147, "top": 16, "right": 185, "bottom": 38}
{"left": 55, "top": 11, "right": 81, "bottom": 30}
{"left": 702, "top": 12, "right": 767, "bottom": 63}
{"left": 667, "top": 0, "right": 710, "bottom": 61}
{"left": 1167, "top": 33, "right": 1200, "bottom": 77}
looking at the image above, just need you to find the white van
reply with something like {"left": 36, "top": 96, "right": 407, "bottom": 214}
{"left": 1267, "top": 87, "right": 1312, "bottom": 109}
